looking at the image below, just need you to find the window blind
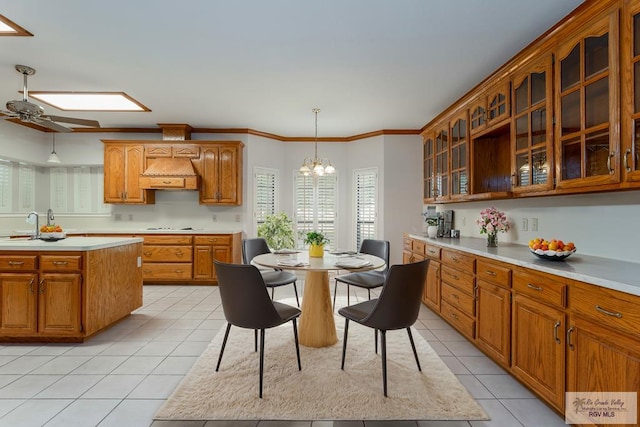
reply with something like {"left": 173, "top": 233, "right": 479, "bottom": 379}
{"left": 354, "top": 168, "right": 377, "bottom": 249}
{"left": 254, "top": 168, "right": 279, "bottom": 226}
{"left": 294, "top": 173, "right": 337, "bottom": 248}
{"left": 18, "top": 164, "right": 35, "bottom": 211}
{"left": 0, "top": 160, "right": 11, "bottom": 213}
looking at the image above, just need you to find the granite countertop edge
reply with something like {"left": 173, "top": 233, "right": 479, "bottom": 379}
{"left": 408, "top": 234, "right": 640, "bottom": 297}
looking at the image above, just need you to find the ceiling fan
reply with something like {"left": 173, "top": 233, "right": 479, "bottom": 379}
{"left": 0, "top": 64, "right": 100, "bottom": 133}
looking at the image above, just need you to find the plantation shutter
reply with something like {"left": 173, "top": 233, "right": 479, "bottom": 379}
{"left": 294, "top": 173, "right": 337, "bottom": 248}
{"left": 254, "top": 168, "right": 278, "bottom": 227}
{"left": 49, "top": 168, "right": 68, "bottom": 211}
{"left": 74, "top": 167, "right": 91, "bottom": 213}
{"left": 18, "top": 164, "right": 35, "bottom": 211}
{"left": 0, "top": 160, "right": 12, "bottom": 212}
{"left": 354, "top": 168, "right": 377, "bottom": 249}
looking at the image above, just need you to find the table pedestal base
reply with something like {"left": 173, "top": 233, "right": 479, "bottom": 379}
{"left": 299, "top": 270, "right": 338, "bottom": 347}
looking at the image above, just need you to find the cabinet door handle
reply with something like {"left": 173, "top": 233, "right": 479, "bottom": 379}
{"left": 451, "top": 274, "right": 460, "bottom": 280}
{"left": 607, "top": 152, "right": 614, "bottom": 174}
{"left": 451, "top": 293, "right": 459, "bottom": 300}
{"left": 28, "top": 278, "right": 35, "bottom": 294}
{"left": 52, "top": 261, "right": 68, "bottom": 266}
{"left": 449, "top": 310, "right": 458, "bottom": 320}
{"left": 624, "top": 148, "right": 631, "bottom": 172}
{"left": 162, "top": 180, "right": 172, "bottom": 184}
{"left": 527, "top": 283, "right": 543, "bottom": 291}
{"left": 175, "top": 250, "right": 183, "bottom": 256}
{"left": 451, "top": 257, "right": 460, "bottom": 263}
{"left": 567, "top": 326, "right": 575, "bottom": 350}
{"left": 553, "top": 320, "right": 561, "bottom": 344}
{"left": 473, "top": 284, "right": 478, "bottom": 300}
{"left": 143, "top": 252, "right": 152, "bottom": 256}
{"left": 595, "top": 305, "right": 622, "bottom": 318}
{"left": 39, "top": 278, "right": 45, "bottom": 294}
{"left": 175, "top": 269, "right": 183, "bottom": 274}
{"left": 143, "top": 269, "right": 152, "bottom": 274}
{"left": 8, "top": 261, "right": 25, "bottom": 266}
{"left": 485, "top": 270, "right": 496, "bottom": 276}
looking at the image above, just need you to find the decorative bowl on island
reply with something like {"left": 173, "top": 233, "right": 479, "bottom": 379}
{"left": 528, "top": 238, "right": 576, "bottom": 261}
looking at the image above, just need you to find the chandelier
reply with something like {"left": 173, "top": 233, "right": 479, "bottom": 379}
{"left": 299, "top": 108, "right": 335, "bottom": 176}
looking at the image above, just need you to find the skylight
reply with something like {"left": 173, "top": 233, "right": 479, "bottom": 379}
{"left": 0, "top": 14, "right": 33, "bottom": 36}
{"left": 28, "top": 92, "right": 150, "bottom": 112}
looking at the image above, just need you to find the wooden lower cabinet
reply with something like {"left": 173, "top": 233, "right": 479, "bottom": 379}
{"left": 38, "top": 273, "right": 81, "bottom": 335}
{"left": 141, "top": 236, "right": 193, "bottom": 282}
{"left": 0, "top": 273, "right": 37, "bottom": 334}
{"left": 423, "top": 260, "right": 440, "bottom": 312}
{"left": 193, "top": 234, "right": 242, "bottom": 282}
{"left": 475, "top": 280, "right": 511, "bottom": 368}
{"left": 511, "top": 294, "right": 566, "bottom": 412}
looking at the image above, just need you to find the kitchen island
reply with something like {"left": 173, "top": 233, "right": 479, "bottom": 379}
{"left": 0, "top": 237, "right": 143, "bottom": 342}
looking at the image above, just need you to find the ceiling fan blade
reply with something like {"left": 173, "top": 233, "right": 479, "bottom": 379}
{"left": 45, "top": 115, "right": 100, "bottom": 128}
{"left": 35, "top": 119, "right": 73, "bottom": 133}
{"left": 0, "top": 111, "right": 19, "bottom": 118}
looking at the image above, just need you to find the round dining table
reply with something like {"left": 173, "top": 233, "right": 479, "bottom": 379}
{"left": 252, "top": 251, "right": 386, "bottom": 348}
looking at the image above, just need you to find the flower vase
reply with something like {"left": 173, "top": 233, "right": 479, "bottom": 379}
{"left": 309, "top": 244, "right": 324, "bottom": 257}
{"left": 486, "top": 233, "right": 498, "bottom": 247}
{"left": 427, "top": 225, "right": 438, "bottom": 239}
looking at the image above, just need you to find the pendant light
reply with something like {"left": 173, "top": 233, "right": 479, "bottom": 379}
{"left": 299, "top": 108, "right": 335, "bottom": 176}
{"left": 47, "top": 133, "right": 61, "bottom": 163}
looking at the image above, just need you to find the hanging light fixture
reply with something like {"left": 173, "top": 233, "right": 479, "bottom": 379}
{"left": 299, "top": 108, "right": 335, "bottom": 176}
{"left": 47, "top": 133, "right": 61, "bottom": 163}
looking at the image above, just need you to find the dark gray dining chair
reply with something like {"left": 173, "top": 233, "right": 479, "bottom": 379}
{"left": 243, "top": 238, "right": 300, "bottom": 306}
{"left": 339, "top": 258, "right": 429, "bottom": 396}
{"left": 333, "top": 239, "right": 390, "bottom": 311}
{"left": 214, "top": 260, "right": 301, "bottom": 398}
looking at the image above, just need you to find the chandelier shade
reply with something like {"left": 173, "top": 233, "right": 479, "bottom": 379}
{"left": 47, "top": 133, "right": 61, "bottom": 163}
{"left": 299, "top": 108, "right": 335, "bottom": 176}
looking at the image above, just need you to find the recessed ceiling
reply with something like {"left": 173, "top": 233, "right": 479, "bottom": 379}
{"left": 0, "top": 1, "right": 584, "bottom": 137}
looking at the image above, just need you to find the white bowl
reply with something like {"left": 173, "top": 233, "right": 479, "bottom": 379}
{"left": 40, "top": 231, "right": 66, "bottom": 240}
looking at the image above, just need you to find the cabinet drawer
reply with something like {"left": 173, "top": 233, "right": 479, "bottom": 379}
{"left": 513, "top": 269, "right": 565, "bottom": 308}
{"left": 441, "top": 249, "right": 475, "bottom": 273}
{"left": 441, "top": 282, "right": 475, "bottom": 317}
{"left": 412, "top": 240, "right": 425, "bottom": 255}
{"left": 40, "top": 255, "right": 82, "bottom": 271}
{"left": 142, "top": 245, "right": 192, "bottom": 262}
{"left": 0, "top": 255, "right": 37, "bottom": 271}
{"left": 441, "top": 265, "right": 475, "bottom": 295}
{"left": 477, "top": 258, "right": 511, "bottom": 289}
{"left": 172, "top": 145, "right": 200, "bottom": 158}
{"left": 568, "top": 281, "right": 640, "bottom": 338}
{"left": 441, "top": 300, "right": 475, "bottom": 340}
{"left": 145, "top": 145, "right": 172, "bottom": 157}
{"left": 138, "top": 176, "right": 187, "bottom": 188}
{"left": 403, "top": 238, "right": 412, "bottom": 251}
{"left": 143, "top": 235, "right": 193, "bottom": 245}
{"left": 194, "top": 235, "right": 232, "bottom": 246}
{"left": 142, "top": 263, "right": 192, "bottom": 280}
{"left": 424, "top": 244, "right": 441, "bottom": 259}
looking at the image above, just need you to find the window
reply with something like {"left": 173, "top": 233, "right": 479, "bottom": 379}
{"left": 0, "top": 160, "right": 11, "bottom": 213}
{"left": 254, "top": 167, "right": 279, "bottom": 230}
{"left": 293, "top": 173, "right": 337, "bottom": 249}
{"left": 354, "top": 168, "right": 378, "bottom": 249}
{"left": 50, "top": 166, "right": 110, "bottom": 214}
{"left": 49, "top": 167, "right": 68, "bottom": 212}
{"left": 18, "top": 163, "right": 35, "bottom": 211}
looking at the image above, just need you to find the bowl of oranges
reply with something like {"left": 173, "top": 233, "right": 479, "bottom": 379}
{"left": 528, "top": 238, "right": 576, "bottom": 261}
{"left": 39, "top": 224, "right": 66, "bottom": 241}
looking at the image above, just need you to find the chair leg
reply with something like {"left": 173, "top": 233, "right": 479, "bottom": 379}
{"left": 254, "top": 329, "right": 258, "bottom": 352}
{"left": 367, "top": 289, "right": 371, "bottom": 300}
{"left": 293, "top": 282, "right": 300, "bottom": 307}
{"left": 381, "top": 329, "right": 387, "bottom": 397}
{"left": 216, "top": 323, "right": 232, "bottom": 371}
{"left": 259, "top": 328, "right": 265, "bottom": 398}
{"left": 407, "top": 327, "right": 421, "bottom": 371}
{"left": 347, "top": 285, "right": 350, "bottom": 306}
{"left": 341, "top": 318, "right": 350, "bottom": 370}
{"left": 292, "top": 318, "right": 301, "bottom": 370}
{"left": 333, "top": 280, "right": 338, "bottom": 312}
{"left": 271, "top": 287, "right": 275, "bottom": 300}
{"left": 375, "top": 329, "right": 378, "bottom": 354}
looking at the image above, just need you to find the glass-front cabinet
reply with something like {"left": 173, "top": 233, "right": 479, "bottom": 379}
{"left": 434, "top": 124, "right": 450, "bottom": 201}
{"left": 625, "top": 1, "right": 640, "bottom": 184}
{"left": 423, "top": 133, "right": 436, "bottom": 201}
{"left": 555, "top": 10, "right": 620, "bottom": 189}
{"left": 511, "top": 54, "right": 554, "bottom": 193}
{"left": 469, "top": 96, "right": 487, "bottom": 135}
{"left": 450, "top": 111, "right": 469, "bottom": 198}
{"left": 487, "top": 80, "right": 511, "bottom": 126}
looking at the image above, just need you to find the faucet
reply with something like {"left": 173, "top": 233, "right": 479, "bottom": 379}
{"left": 26, "top": 211, "right": 39, "bottom": 240}
{"left": 47, "top": 208, "right": 55, "bottom": 226}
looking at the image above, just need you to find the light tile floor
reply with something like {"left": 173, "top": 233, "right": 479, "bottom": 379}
{"left": 0, "top": 281, "right": 566, "bottom": 427}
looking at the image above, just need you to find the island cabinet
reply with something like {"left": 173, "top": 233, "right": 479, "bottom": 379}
{"left": 103, "top": 144, "right": 154, "bottom": 204}
{"left": 193, "top": 233, "right": 242, "bottom": 282}
{"left": 566, "top": 279, "right": 640, "bottom": 426}
{"left": 511, "top": 269, "right": 567, "bottom": 412}
{"left": 475, "top": 258, "right": 511, "bottom": 368}
{"left": 141, "top": 235, "right": 193, "bottom": 282}
{"left": 0, "top": 239, "right": 143, "bottom": 342}
{"left": 555, "top": 7, "right": 621, "bottom": 191}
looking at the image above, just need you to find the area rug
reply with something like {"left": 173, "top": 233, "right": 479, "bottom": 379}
{"left": 155, "top": 311, "right": 488, "bottom": 421}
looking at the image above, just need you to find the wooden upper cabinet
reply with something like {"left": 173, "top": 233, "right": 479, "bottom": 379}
{"left": 450, "top": 111, "right": 470, "bottom": 198}
{"left": 511, "top": 53, "right": 554, "bottom": 193}
{"left": 469, "top": 96, "right": 487, "bottom": 135}
{"left": 422, "top": 132, "right": 436, "bottom": 201}
{"left": 434, "top": 123, "right": 450, "bottom": 201}
{"left": 555, "top": 9, "right": 620, "bottom": 190}
{"left": 623, "top": 1, "right": 640, "bottom": 184}
{"left": 486, "top": 80, "right": 511, "bottom": 126}
{"left": 197, "top": 142, "right": 243, "bottom": 205}
{"left": 103, "top": 144, "right": 153, "bottom": 204}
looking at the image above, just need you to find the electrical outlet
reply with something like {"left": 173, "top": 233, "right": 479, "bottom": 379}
{"left": 114, "top": 214, "right": 122, "bottom": 221}
{"left": 128, "top": 214, "right": 134, "bottom": 221}
{"left": 521, "top": 218, "right": 528, "bottom": 231}
{"left": 212, "top": 214, "right": 217, "bottom": 222}
{"left": 235, "top": 214, "right": 241, "bottom": 222}
{"left": 531, "top": 218, "right": 538, "bottom": 232}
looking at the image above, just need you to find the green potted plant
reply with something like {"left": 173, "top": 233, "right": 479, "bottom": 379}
{"left": 257, "top": 212, "right": 295, "bottom": 250}
{"left": 304, "top": 230, "right": 329, "bottom": 257}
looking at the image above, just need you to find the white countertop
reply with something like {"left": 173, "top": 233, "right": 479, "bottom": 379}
{"left": 409, "top": 234, "right": 640, "bottom": 297}
{"left": 6, "top": 229, "right": 243, "bottom": 237}
{"left": 0, "top": 236, "right": 143, "bottom": 251}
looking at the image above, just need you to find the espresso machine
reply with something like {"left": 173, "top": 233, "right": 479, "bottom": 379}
{"left": 437, "top": 210, "right": 454, "bottom": 238}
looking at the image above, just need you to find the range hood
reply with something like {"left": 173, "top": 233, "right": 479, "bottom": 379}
{"left": 139, "top": 157, "right": 200, "bottom": 190}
